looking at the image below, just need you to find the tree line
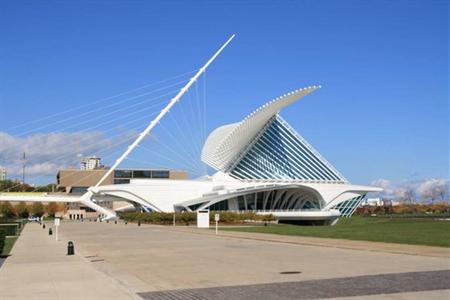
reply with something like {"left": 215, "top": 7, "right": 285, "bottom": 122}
{"left": 0, "top": 179, "right": 58, "bottom": 192}
{"left": 0, "top": 201, "right": 64, "bottom": 219}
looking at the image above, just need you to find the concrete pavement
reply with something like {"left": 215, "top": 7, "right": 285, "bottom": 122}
{"left": 0, "top": 220, "right": 449, "bottom": 299}
{"left": 0, "top": 222, "right": 141, "bottom": 300}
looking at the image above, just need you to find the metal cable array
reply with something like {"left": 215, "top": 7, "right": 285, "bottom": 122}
{"left": 0, "top": 68, "right": 209, "bottom": 192}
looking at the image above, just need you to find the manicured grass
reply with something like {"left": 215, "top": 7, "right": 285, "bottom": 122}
{"left": 1, "top": 236, "right": 18, "bottom": 256}
{"left": 221, "top": 217, "right": 450, "bottom": 247}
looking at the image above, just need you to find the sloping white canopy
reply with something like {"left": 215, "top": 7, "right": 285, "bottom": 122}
{"left": 201, "top": 86, "right": 321, "bottom": 171}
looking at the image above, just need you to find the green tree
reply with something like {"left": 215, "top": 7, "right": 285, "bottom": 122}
{"left": 0, "top": 201, "right": 16, "bottom": 218}
{"left": 0, "top": 179, "right": 45, "bottom": 192}
{"left": 46, "top": 202, "right": 60, "bottom": 218}
{"left": 31, "top": 202, "right": 45, "bottom": 217}
{"left": 16, "top": 202, "right": 29, "bottom": 218}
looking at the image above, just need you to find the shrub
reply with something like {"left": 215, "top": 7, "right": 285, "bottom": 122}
{"left": 45, "top": 202, "right": 62, "bottom": 218}
{"left": 30, "top": 202, "right": 45, "bottom": 217}
{"left": 16, "top": 202, "right": 29, "bottom": 218}
{"left": 355, "top": 203, "right": 450, "bottom": 217}
{"left": 0, "top": 224, "right": 18, "bottom": 236}
{"left": 121, "top": 211, "right": 276, "bottom": 225}
{"left": 0, "top": 201, "right": 16, "bottom": 218}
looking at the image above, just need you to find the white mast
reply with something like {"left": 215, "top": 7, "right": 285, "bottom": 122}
{"left": 93, "top": 34, "right": 235, "bottom": 188}
{"left": 81, "top": 35, "right": 235, "bottom": 219}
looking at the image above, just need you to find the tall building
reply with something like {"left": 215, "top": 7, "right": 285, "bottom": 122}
{"left": 0, "top": 166, "right": 6, "bottom": 181}
{"left": 80, "top": 156, "right": 102, "bottom": 170}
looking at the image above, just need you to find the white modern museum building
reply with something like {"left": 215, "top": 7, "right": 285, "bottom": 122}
{"left": 86, "top": 86, "right": 381, "bottom": 224}
{"left": 0, "top": 86, "right": 381, "bottom": 224}
{"left": 0, "top": 36, "right": 381, "bottom": 224}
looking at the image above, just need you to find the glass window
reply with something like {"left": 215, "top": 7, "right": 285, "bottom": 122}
{"left": 114, "top": 170, "right": 132, "bottom": 178}
{"left": 133, "top": 170, "right": 151, "bottom": 178}
{"left": 188, "top": 202, "right": 207, "bottom": 211}
{"left": 246, "top": 193, "right": 255, "bottom": 210}
{"left": 71, "top": 187, "right": 87, "bottom": 194}
{"left": 151, "top": 170, "right": 169, "bottom": 178}
{"left": 256, "top": 192, "right": 264, "bottom": 210}
{"left": 209, "top": 200, "right": 229, "bottom": 211}
{"left": 114, "top": 179, "right": 130, "bottom": 184}
{"left": 237, "top": 196, "right": 246, "bottom": 210}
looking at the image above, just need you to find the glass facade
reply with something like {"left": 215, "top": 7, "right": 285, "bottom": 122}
{"left": 71, "top": 187, "right": 88, "bottom": 194}
{"left": 133, "top": 170, "right": 151, "bottom": 178}
{"left": 229, "top": 116, "right": 346, "bottom": 182}
{"left": 113, "top": 169, "right": 170, "bottom": 182}
{"left": 208, "top": 200, "right": 229, "bottom": 211}
{"left": 332, "top": 195, "right": 365, "bottom": 217}
{"left": 205, "top": 188, "right": 320, "bottom": 211}
{"left": 114, "top": 179, "right": 130, "bottom": 184}
{"left": 114, "top": 170, "right": 132, "bottom": 178}
{"left": 151, "top": 170, "right": 170, "bottom": 178}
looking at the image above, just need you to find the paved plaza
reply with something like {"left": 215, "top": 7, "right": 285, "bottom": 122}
{"left": 0, "top": 221, "right": 449, "bottom": 299}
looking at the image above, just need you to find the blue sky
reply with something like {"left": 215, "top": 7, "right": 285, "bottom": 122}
{"left": 0, "top": 0, "right": 448, "bottom": 185}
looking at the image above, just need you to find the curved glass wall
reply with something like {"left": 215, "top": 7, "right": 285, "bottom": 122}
{"left": 229, "top": 116, "right": 347, "bottom": 182}
{"left": 332, "top": 195, "right": 364, "bottom": 217}
{"left": 204, "top": 188, "right": 321, "bottom": 211}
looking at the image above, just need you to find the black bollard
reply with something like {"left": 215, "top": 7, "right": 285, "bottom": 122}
{"left": 49, "top": 228, "right": 53, "bottom": 235}
{"left": 114, "top": 220, "right": 117, "bottom": 224}
{"left": 67, "top": 241, "right": 75, "bottom": 255}
{"left": 138, "top": 221, "right": 141, "bottom": 226}
{"left": 106, "top": 220, "right": 109, "bottom": 223}
{"left": 43, "top": 223, "right": 46, "bottom": 229}
{"left": 125, "top": 221, "right": 127, "bottom": 225}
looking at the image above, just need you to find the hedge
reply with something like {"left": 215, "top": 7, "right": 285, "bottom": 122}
{"left": 121, "top": 211, "right": 276, "bottom": 225}
{"left": 0, "top": 228, "right": 5, "bottom": 255}
{"left": 355, "top": 204, "right": 450, "bottom": 217}
{"left": 0, "top": 224, "right": 19, "bottom": 236}
{"left": 0, "top": 219, "right": 26, "bottom": 236}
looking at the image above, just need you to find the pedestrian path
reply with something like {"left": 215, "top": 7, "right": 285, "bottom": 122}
{"left": 0, "top": 222, "right": 139, "bottom": 300}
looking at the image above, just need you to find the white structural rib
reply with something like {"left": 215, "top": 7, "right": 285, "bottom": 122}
{"left": 201, "top": 86, "right": 320, "bottom": 171}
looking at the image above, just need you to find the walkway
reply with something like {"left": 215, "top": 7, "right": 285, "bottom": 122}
{"left": 0, "top": 221, "right": 449, "bottom": 300}
{"left": 0, "top": 222, "right": 139, "bottom": 300}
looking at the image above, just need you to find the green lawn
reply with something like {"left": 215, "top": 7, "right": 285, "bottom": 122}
{"left": 1, "top": 236, "right": 18, "bottom": 256}
{"left": 221, "top": 217, "right": 450, "bottom": 247}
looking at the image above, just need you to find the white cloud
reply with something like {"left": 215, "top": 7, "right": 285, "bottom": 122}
{"left": 0, "top": 131, "right": 121, "bottom": 177}
{"left": 370, "top": 178, "right": 450, "bottom": 203}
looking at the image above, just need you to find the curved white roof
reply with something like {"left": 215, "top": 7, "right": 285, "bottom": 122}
{"left": 201, "top": 86, "right": 321, "bottom": 171}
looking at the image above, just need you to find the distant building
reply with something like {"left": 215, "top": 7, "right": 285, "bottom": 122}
{"left": 0, "top": 166, "right": 6, "bottom": 181}
{"left": 57, "top": 168, "right": 188, "bottom": 193}
{"left": 363, "top": 198, "right": 400, "bottom": 207}
{"left": 56, "top": 168, "right": 188, "bottom": 220}
{"left": 80, "top": 156, "right": 102, "bottom": 170}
